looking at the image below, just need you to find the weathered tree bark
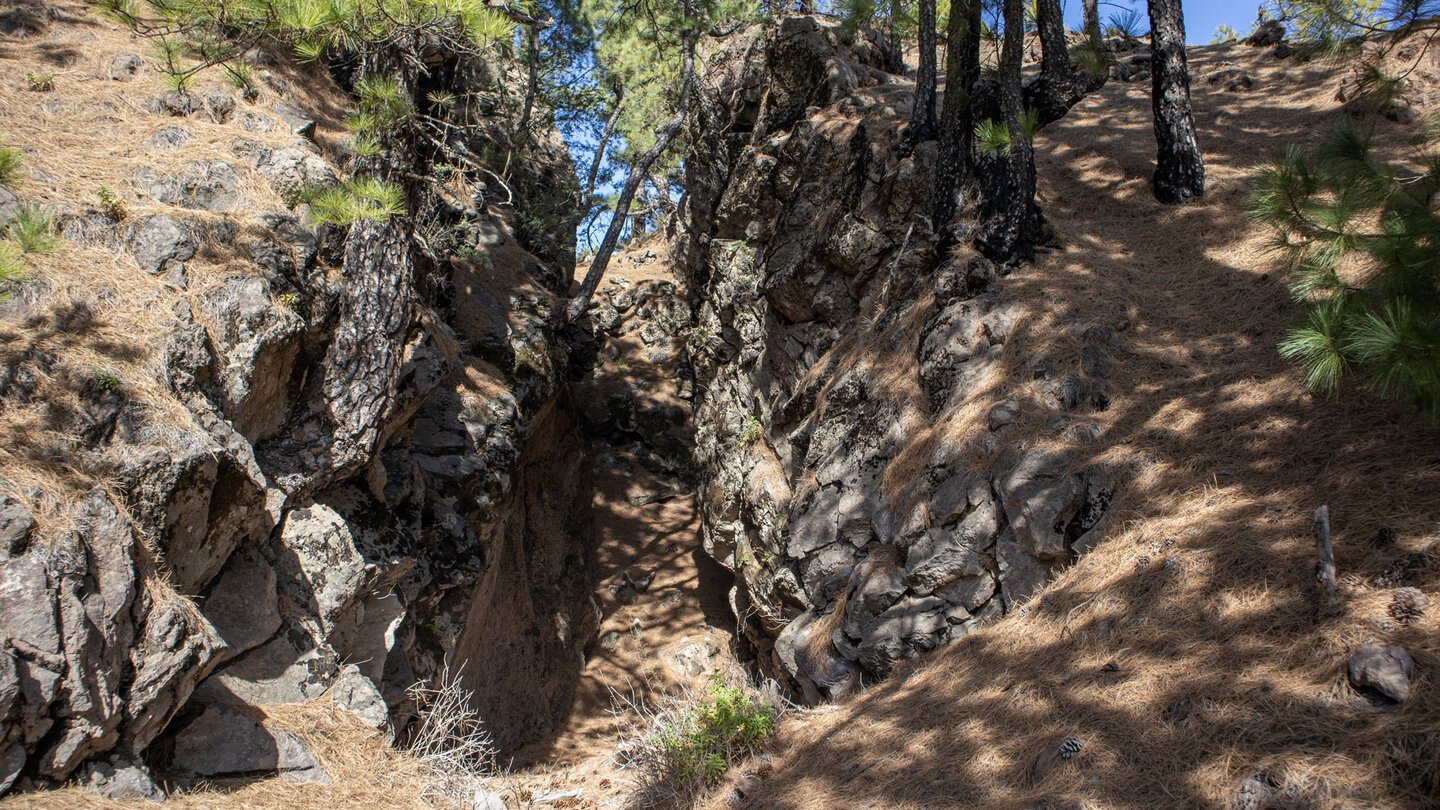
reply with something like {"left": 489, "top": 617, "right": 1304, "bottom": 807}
{"left": 321, "top": 216, "right": 414, "bottom": 483}
{"left": 993, "top": 0, "right": 1036, "bottom": 258}
{"left": 1148, "top": 0, "right": 1204, "bottom": 203}
{"left": 1313, "top": 505, "right": 1341, "bottom": 618}
{"left": 932, "top": 0, "right": 982, "bottom": 234}
{"left": 910, "top": 0, "right": 938, "bottom": 139}
{"left": 1082, "top": 0, "right": 1101, "bottom": 42}
{"left": 515, "top": 22, "right": 541, "bottom": 135}
{"left": 566, "top": 17, "right": 696, "bottom": 321}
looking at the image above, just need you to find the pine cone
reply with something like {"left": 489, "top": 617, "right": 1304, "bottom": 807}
{"left": 1389, "top": 587, "right": 1428, "bottom": 626}
{"left": 1058, "top": 737, "right": 1083, "bottom": 760}
{"left": 1377, "top": 527, "right": 1398, "bottom": 547}
{"left": 1373, "top": 564, "right": 1410, "bottom": 589}
{"left": 1135, "top": 555, "right": 1152, "bottom": 569}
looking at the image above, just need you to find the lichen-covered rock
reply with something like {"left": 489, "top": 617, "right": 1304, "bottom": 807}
{"left": 202, "top": 276, "right": 304, "bottom": 443}
{"left": 672, "top": 19, "right": 1119, "bottom": 694}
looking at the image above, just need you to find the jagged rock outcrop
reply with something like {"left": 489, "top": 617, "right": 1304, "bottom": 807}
{"left": 671, "top": 18, "right": 1119, "bottom": 699}
{"left": 0, "top": 26, "right": 595, "bottom": 793}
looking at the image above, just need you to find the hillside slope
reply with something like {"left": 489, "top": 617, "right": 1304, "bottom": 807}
{"left": 699, "top": 39, "right": 1440, "bottom": 810}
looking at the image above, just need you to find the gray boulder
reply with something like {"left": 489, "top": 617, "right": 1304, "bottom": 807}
{"left": 270, "top": 103, "right": 317, "bottom": 139}
{"left": 107, "top": 53, "right": 142, "bottom": 82}
{"left": 172, "top": 704, "right": 328, "bottom": 782}
{"left": 202, "top": 276, "right": 303, "bottom": 443}
{"left": 127, "top": 214, "right": 195, "bottom": 275}
{"left": 1348, "top": 643, "right": 1414, "bottom": 705}
{"left": 202, "top": 546, "right": 282, "bottom": 662}
{"left": 80, "top": 756, "right": 163, "bottom": 801}
{"left": 0, "top": 496, "right": 34, "bottom": 558}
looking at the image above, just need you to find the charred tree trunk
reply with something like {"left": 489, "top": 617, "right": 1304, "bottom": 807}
{"left": 933, "top": 0, "right": 982, "bottom": 234}
{"left": 566, "top": 16, "right": 696, "bottom": 320}
{"left": 911, "top": 0, "right": 938, "bottom": 139}
{"left": 1148, "top": 0, "right": 1204, "bottom": 203}
{"left": 1083, "top": 0, "right": 1101, "bottom": 42}
{"left": 990, "top": 0, "right": 1036, "bottom": 260}
{"left": 886, "top": 0, "right": 906, "bottom": 75}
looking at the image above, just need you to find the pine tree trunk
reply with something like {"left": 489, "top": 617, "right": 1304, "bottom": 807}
{"left": 933, "top": 0, "right": 982, "bottom": 234}
{"left": 1035, "top": 0, "right": 1068, "bottom": 81}
{"left": 566, "top": 18, "right": 696, "bottom": 320}
{"left": 887, "top": 0, "right": 906, "bottom": 75}
{"left": 584, "top": 89, "right": 623, "bottom": 205}
{"left": 996, "top": 0, "right": 1036, "bottom": 257}
{"left": 911, "top": 0, "right": 937, "bottom": 138}
{"left": 1148, "top": 0, "right": 1204, "bottom": 203}
{"left": 322, "top": 216, "right": 413, "bottom": 479}
{"left": 1083, "top": 0, "right": 1101, "bottom": 42}
{"left": 515, "top": 23, "right": 541, "bottom": 136}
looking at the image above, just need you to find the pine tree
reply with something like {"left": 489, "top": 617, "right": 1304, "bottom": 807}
{"left": 910, "top": 0, "right": 937, "bottom": 139}
{"left": 1250, "top": 122, "right": 1440, "bottom": 418}
{"left": 1148, "top": 0, "right": 1204, "bottom": 203}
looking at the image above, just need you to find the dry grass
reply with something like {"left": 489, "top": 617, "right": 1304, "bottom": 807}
{"left": 1, "top": 701, "right": 449, "bottom": 810}
{"left": 697, "top": 40, "right": 1440, "bottom": 810}
{"left": 0, "top": 2, "right": 353, "bottom": 523}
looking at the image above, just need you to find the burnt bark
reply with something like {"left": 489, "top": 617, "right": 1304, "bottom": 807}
{"left": 1148, "top": 0, "right": 1204, "bottom": 203}
{"left": 1082, "top": 0, "right": 1101, "bottom": 42}
{"left": 932, "top": 0, "right": 982, "bottom": 234}
{"left": 886, "top": 0, "right": 906, "bottom": 75}
{"left": 911, "top": 0, "right": 938, "bottom": 139}
{"left": 978, "top": 0, "right": 1037, "bottom": 261}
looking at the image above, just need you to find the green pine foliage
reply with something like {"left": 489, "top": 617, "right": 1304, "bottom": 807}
{"left": 0, "top": 241, "right": 27, "bottom": 288}
{"left": 0, "top": 131, "right": 21, "bottom": 186}
{"left": 1250, "top": 121, "right": 1440, "bottom": 418}
{"left": 97, "top": 0, "right": 513, "bottom": 86}
{"left": 304, "top": 177, "right": 406, "bottom": 227}
{"left": 1258, "top": 0, "right": 1383, "bottom": 43}
{"left": 5, "top": 204, "right": 63, "bottom": 255}
{"left": 1212, "top": 23, "right": 1240, "bottom": 43}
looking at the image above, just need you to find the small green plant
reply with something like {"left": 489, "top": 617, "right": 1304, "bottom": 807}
{"left": 1211, "top": 23, "right": 1240, "bottom": 43}
{"left": 222, "top": 61, "right": 259, "bottom": 99}
{"left": 91, "top": 369, "right": 123, "bottom": 391}
{"left": 737, "top": 415, "right": 762, "bottom": 447}
{"left": 1071, "top": 38, "right": 1110, "bottom": 79}
{"left": 275, "top": 291, "right": 300, "bottom": 308}
{"left": 24, "top": 70, "right": 54, "bottom": 92}
{"left": 95, "top": 186, "right": 127, "bottom": 221}
{"left": 976, "top": 118, "right": 1012, "bottom": 156}
{"left": 617, "top": 674, "right": 779, "bottom": 806}
{"left": 5, "top": 204, "right": 62, "bottom": 255}
{"left": 1105, "top": 7, "right": 1148, "bottom": 40}
{"left": 659, "top": 677, "right": 775, "bottom": 786}
{"left": 0, "top": 241, "right": 28, "bottom": 294}
{"left": 0, "top": 131, "right": 21, "bottom": 185}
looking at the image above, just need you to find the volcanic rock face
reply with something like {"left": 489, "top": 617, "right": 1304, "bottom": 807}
{"left": 0, "top": 38, "right": 594, "bottom": 792}
{"left": 671, "top": 18, "right": 1118, "bottom": 698}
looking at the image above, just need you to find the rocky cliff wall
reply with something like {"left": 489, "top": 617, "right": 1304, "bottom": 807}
{"left": 0, "top": 12, "right": 594, "bottom": 795}
{"left": 673, "top": 18, "right": 1119, "bottom": 701}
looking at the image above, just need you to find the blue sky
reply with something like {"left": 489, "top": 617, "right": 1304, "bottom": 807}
{"left": 1063, "top": 1, "right": 1268, "bottom": 43}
